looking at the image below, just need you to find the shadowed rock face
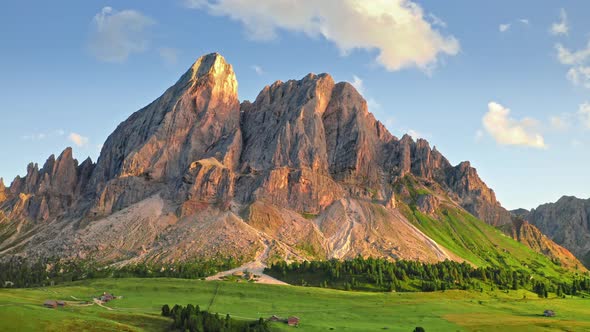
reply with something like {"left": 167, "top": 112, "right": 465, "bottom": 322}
{"left": 0, "top": 53, "right": 559, "bottom": 264}
{"left": 517, "top": 196, "right": 590, "bottom": 267}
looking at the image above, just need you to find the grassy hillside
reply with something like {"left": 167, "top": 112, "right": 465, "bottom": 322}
{"left": 397, "top": 200, "right": 584, "bottom": 286}
{"left": 1, "top": 278, "right": 590, "bottom": 331}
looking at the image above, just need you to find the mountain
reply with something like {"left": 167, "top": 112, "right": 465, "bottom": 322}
{"left": 514, "top": 196, "right": 590, "bottom": 268}
{"left": 499, "top": 217, "right": 583, "bottom": 270}
{"left": 0, "top": 53, "right": 583, "bottom": 275}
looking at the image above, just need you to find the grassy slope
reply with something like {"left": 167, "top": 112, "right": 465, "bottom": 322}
{"left": 1, "top": 278, "right": 590, "bottom": 332}
{"left": 396, "top": 200, "right": 580, "bottom": 284}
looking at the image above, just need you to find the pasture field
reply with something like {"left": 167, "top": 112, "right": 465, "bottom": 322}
{"left": 0, "top": 278, "right": 589, "bottom": 331}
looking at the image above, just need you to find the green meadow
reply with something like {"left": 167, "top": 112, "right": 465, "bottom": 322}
{"left": 1, "top": 278, "right": 589, "bottom": 331}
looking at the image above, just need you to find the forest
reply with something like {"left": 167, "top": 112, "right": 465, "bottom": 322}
{"left": 0, "top": 256, "right": 239, "bottom": 288}
{"left": 265, "top": 256, "right": 590, "bottom": 297}
{"left": 161, "top": 303, "right": 271, "bottom": 332}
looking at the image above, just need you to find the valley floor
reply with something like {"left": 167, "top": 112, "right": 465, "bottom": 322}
{"left": 0, "top": 278, "right": 589, "bottom": 331}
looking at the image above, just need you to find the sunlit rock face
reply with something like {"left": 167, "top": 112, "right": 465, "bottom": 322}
{"left": 2, "top": 148, "right": 94, "bottom": 223}
{"left": 0, "top": 52, "right": 551, "bottom": 265}
{"left": 86, "top": 53, "right": 242, "bottom": 216}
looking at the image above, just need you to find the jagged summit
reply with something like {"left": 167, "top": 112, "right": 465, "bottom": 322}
{"left": 176, "top": 53, "right": 238, "bottom": 100}
{"left": 0, "top": 53, "right": 583, "bottom": 271}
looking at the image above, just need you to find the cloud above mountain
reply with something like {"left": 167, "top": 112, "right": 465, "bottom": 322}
{"left": 482, "top": 102, "right": 546, "bottom": 149}
{"left": 68, "top": 133, "right": 89, "bottom": 147}
{"left": 550, "top": 9, "right": 568, "bottom": 36}
{"left": 88, "top": 6, "right": 155, "bottom": 63}
{"left": 185, "top": 0, "right": 459, "bottom": 72}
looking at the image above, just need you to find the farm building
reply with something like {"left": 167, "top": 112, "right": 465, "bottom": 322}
{"left": 288, "top": 316, "right": 300, "bottom": 327}
{"left": 544, "top": 310, "right": 555, "bottom": 317}
{"left": 100, "top": 292, "right": 115, "bottom": 302}
{"left": 43, "top": 300, "right": 57, "bottom": 308}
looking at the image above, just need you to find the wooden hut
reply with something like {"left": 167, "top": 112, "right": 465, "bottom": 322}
{"left": 43, "top": 300, "right": 57, "bottom": 308}
{"left": 287, "top": 316, "right": 300, "bottom": 326}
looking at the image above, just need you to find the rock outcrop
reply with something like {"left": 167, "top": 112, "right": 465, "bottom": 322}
{"left": 2, "top": 148, "right": 94, "bottom": 223}
{"left": 516, "top": 196, "right": 590, "bottom": 267}
{"left": 500, "top": 217, "right": 584, "bottom": 270}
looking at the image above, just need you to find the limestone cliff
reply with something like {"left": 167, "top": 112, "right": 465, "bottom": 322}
{"left": 0, "top": 53, "right": 574, "bottom": 268}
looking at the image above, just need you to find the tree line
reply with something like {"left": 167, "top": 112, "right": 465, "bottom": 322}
{"left": 0, "top": 256, "right": 239, "bottom": 288}
{"left": 264, "top": 256, "right": 590, "bottom": 297}
{"left": 161, "top": 303, "right": 270, "bottom": 332}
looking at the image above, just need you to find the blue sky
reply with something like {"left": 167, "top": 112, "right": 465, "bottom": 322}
{"left": 1, "top": 0, "right": 589, "bottom": 210}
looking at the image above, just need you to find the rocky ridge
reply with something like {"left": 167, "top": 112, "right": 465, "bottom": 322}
{"left": 514, "top": 196, "right": 590, "bottom": 267}
{"left": 0, "top": 53, "right": 580, "bottom": 269}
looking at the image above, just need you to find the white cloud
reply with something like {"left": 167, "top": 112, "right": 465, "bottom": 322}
{"left": 566, "top": 66, "right": 590, "bottom": 88}
{"left": 555, "top": 41, "right": 590, "bottom": 88}
{"left": 350, "top": 75, "right": 365, "bottom": 95}
{"left": 187, "top": 0, "right": 459, "bottom": 72}
{"left": 159, "top": 47, "right": 179, "bottom": 65}
{"left": 68, "top": 133, "right": 89, "bottom": 147}
{"left": 427, "top": 13, "right": 447, "bottom": 28}
{"left": 550, "top": 9, "right": 568, "bottom": 36}
{"left": 499, "top": 19, "right": 529, "bottom": 33}
{"left": 579, "top": 103, "right": 590, "bottom": 129}
{"left": 251, "top": 65, "right": 264, "bottom": 75}
{"left": 482, "top": 102, "right": 546, "bottom": 149}
{"left": 556, "top": 42, "right": 590, "bottom": 65}
{"left": 88, "top": 6, "right": 155, "bottom": 63}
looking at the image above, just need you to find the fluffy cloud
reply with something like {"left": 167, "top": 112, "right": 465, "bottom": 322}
{"left": 499, "top": 23, "right": 511, "bottom": 32}
{"left": 482, "top": 102, "right": 546, "bottom": 149}
{"left": 186, "top": 0, "right": 459, "bottom": 72}
{"left": 555, "top": 41, "right": 590, "bottom": 88}
{"left": 550, "top": 9, "right": 568, "bottom": 36}
{"left": 566, "top": 66, "right": 590, "bottom": 88}
{"left": 556, "top": 42, "right": 590, "bottom": 65}
{"left": 88, "top": 7, "right": 155, "bottom": 63}
{"left": 68, "top": 133, "right": 89, "bottom": 147}
{"left": 579, "top": 103, "right": 590, "bottom": 129}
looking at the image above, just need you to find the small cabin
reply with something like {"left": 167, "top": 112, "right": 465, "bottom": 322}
{"left": 43, "top": 300, "right": 57, "bottom": 308}
{"left": 544, "top": 310, "right": 555, "bottom": 317}
{"left": 268, "top": 315, "right": 282, "bottom": 322}
{"left": 57, "top": 301, "right": 67, "bottom": 307}
{"left": 100, "top": 292, "right": 115, "bottom": 302}
{"left": 287, "top": 316, "right": 300, "bottom": 327}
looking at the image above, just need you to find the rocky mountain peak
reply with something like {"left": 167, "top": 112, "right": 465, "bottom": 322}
{"left": 177, "top": 52, "right": 238, "bottom": 104}
{"left": 2, "top": 52, "right": 566, "bottom": 266}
